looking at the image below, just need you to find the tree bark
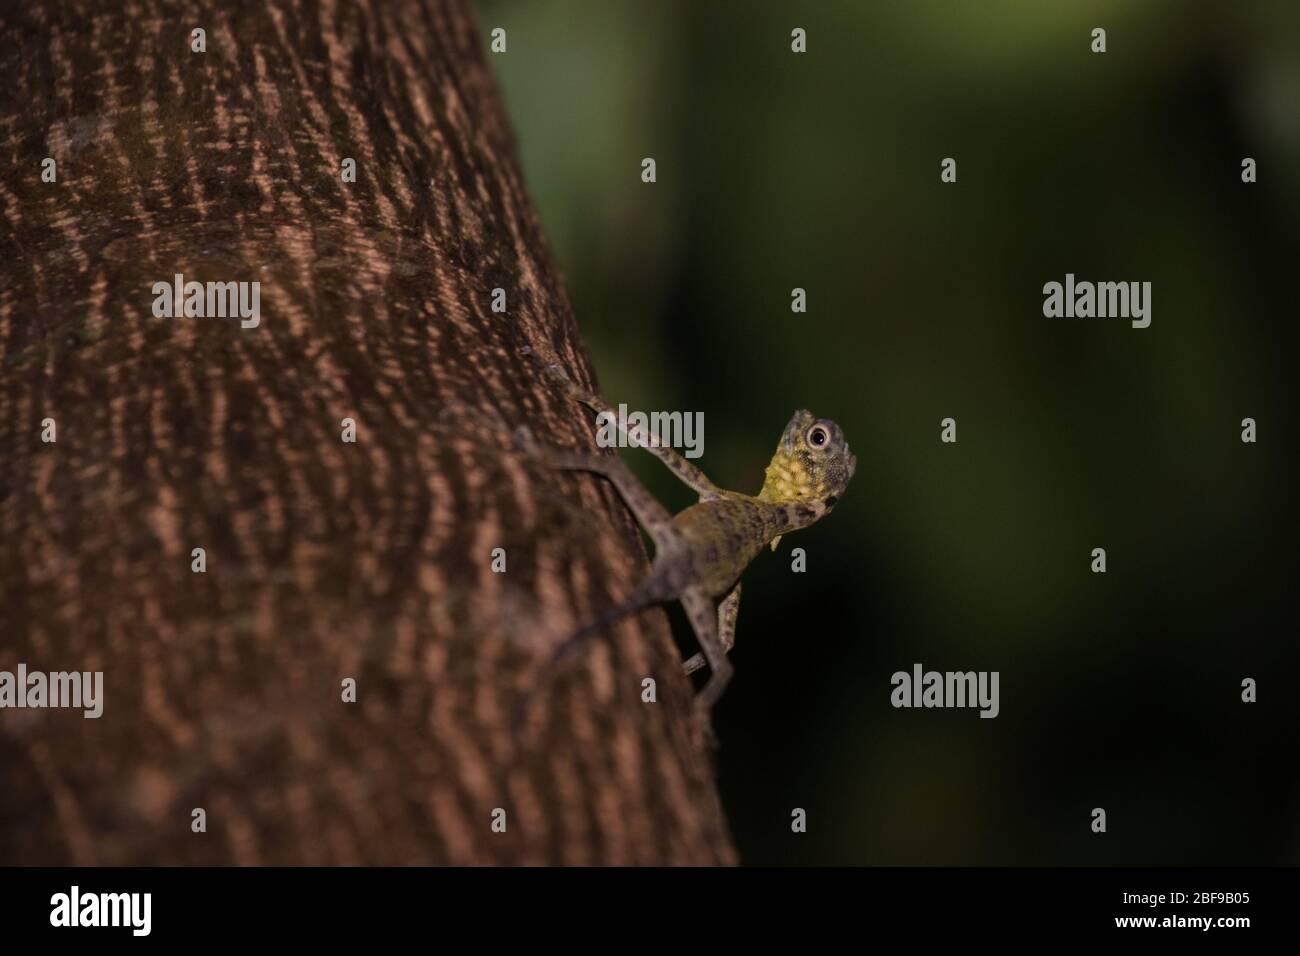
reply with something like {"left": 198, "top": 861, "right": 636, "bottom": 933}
{"left": 0, "top": 0, "right": 735, "bottom": 865}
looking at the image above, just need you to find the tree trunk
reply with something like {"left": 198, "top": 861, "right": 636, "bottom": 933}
{"left": 0, "top": 0, "right": 735, "bottom": 865}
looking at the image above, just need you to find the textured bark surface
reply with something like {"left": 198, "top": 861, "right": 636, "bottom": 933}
{"left": 0, "top": 0, "right": 735, "bottom": 865}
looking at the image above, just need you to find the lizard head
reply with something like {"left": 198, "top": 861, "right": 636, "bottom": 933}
{"left": 759, "top": 410, "right": 856, "bottom": 509}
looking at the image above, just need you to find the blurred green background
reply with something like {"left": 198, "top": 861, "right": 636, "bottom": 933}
{"left": 476, "top": 0, "right": 1298, "bottom": 864}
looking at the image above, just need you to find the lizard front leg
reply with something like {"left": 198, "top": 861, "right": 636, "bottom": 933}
{"left": 684, "top": 581, "right": 740, "bottom": 676}
{"left": 539, "top": 448, "right": 678, "bottom": 550}
{"left": 524, "top": 348, "right": 725, "bottom": 501}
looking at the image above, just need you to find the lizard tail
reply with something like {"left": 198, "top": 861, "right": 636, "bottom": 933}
{"left": 510, "top": 588, "right": 659, "bottom": 757}
{"left": 546, "top": 595, "right": 647, "bottom": 670}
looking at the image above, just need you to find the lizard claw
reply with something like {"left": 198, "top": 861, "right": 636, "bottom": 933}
{"left": 542, "top": 362, "right": 570, "bottom": 387}
{"left": 519, "top": 345, "right": 563, "bottom": 380}
{"left": 511, "top": 424, "right": 539, "bottom": 454}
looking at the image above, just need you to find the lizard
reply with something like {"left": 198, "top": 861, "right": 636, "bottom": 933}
{"left": 515, "top": 348, "right": 857, "bottom": 744}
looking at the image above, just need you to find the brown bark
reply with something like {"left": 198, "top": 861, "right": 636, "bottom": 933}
{"left": 0, "top": 0, "right": 735, "bottom": 865}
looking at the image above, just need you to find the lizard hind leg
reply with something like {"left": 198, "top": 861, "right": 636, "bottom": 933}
{"left": 508, "top": 447, "right": 680, "bottom": 754}
{"left": 684, "top": 581, "right": 740, "bottom": 676}
{"left": 680, "top": 586, "right": 734, "bottom": 746}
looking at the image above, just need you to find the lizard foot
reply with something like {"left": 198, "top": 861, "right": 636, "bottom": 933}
{"left": 694, "top": 700, "right": 720, "bottom": 751}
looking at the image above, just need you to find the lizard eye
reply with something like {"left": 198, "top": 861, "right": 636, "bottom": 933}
{"left": 806, "top": 424, "right": 829, "bottom": 449}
